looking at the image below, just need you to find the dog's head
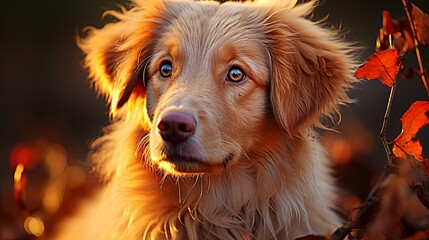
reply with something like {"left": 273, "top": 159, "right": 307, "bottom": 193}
{"left": 79, "top": 0, "right": 355, "bottom": 176}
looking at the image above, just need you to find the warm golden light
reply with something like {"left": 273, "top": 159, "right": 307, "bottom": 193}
{"left": 42, "top": 186, "right": 62, "bottom": 214}
{"left": 23, "top": 216, "right": 45, "bottom": 237}
{"left": 157, "top": 161, "right": 177, "bottom": 175}
{"left": 14, "top": 163, "right": 24, "bottom": 182}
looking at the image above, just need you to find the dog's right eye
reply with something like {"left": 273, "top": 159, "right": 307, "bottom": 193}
{"left": 159, "top": 61, "right": 173, "bottom": 78}
{"left": 227, "top": 66, "right": 246, "bottom": 83}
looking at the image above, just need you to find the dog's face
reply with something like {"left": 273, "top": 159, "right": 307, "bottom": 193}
{"left": 79, "top": 0, "right": 354, "bottom": 176}
{"left": 144, "top": 3, "right": 271, "bottom": 174}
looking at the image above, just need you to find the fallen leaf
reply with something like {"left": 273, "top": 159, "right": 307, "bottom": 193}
{"left": 392, "top": 101, "right": 429, "bottom": 176}
{"left": 411, "top": 3, "right": 429, "bottom": 46}
{"left": 354, "top": 49, "right": 402, "bottom": 87}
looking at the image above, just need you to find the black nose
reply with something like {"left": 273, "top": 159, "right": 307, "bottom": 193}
{"left": 157, "top": 111, "right": 197, "bottom": 143}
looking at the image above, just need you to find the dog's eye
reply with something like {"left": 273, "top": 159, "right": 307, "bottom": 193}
{"left": 227, "top": 67, "right": 246, "bottom": 82}
{"left": 159, "top": 61, "right": 173, "bottom": 78}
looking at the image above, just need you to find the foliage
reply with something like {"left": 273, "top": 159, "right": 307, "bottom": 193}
{"left": 300, "top": 0, "right": 429, "bottom": 239}
{"left": 330, "top": 1, "right": 429, "bottom": 239}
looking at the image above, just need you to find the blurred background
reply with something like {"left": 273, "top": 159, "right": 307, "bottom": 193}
{"left": 1, "top": 0, "right": 428, "bottom": 239}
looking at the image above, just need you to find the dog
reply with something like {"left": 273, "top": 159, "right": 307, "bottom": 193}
{"left": 56, "top": 0, "right": 356, "bottom": 239}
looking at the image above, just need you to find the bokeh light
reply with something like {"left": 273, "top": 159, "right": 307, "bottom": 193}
{"left": 44, "top": 144, "right": 67, "bottom": 177}
{"left": 23, "top": 216, "right": 45, "bottom": 237}
{"left": 43, "top": 184, "right": 63, "bottom": 214}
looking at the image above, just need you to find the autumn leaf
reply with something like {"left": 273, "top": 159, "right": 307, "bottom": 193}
{"left": 376, "top": 5, "right": 429, "bottom": 53}
{"left": 382, "top": 10, "right": 401, "bottom": 34}
{"left": 392, "top": 101, "right": 429, "bottom": 175}
{"left": 354, "top": 49, "right": 402, "bottom": 87}
{"left": 376, "top": 11, "right": 414, "bottom": 53}
{"left": 410, "top": 3, "right": 429, "bottom": 46}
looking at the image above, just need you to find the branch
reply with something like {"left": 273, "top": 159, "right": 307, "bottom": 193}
{"left": 401, "top": 0, "right": 429, "bottom": 95}
{"left": 379, "top": 82, "right": 397, "bottom": 163}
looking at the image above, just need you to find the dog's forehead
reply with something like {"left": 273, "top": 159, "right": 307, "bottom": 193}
{"left": 163, "top": 1, "right": 267, "bottom": 50}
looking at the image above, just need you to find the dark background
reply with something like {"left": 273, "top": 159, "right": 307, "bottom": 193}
{"left": 1, "top": 0, "right": 428, "bottom": 239}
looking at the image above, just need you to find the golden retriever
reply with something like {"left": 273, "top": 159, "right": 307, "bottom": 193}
{"left": 56, "top": 0, "right": 356, "bottom": 239}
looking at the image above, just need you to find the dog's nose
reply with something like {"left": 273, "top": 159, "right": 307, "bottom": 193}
{"left": 157, "top": 111, "right": 196, "bottom": 143}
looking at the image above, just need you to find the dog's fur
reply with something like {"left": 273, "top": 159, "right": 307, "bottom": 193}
{"left": 57, "top": 0, "right": 356, "bottom": 239}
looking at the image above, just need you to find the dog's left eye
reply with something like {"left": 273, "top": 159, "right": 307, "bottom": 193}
{"left": 227, "top": 67, "right": 246, "bottom": 82}
{"left": 159, "top": 61, "right": 173, "bottom": 78}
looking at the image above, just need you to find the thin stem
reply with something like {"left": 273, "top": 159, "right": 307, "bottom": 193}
{"left": 379, "top": 82, "right": 397, "bottom": 163}
{"left": 401, "top": 0, "right": 429, "bottom": 95}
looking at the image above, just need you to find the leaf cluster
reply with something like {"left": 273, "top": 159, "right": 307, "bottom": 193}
{"left": 300, "top": 1, "right": 429, "bottom": 239}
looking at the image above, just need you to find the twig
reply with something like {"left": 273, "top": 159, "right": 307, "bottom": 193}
{"left": 401, "top": 0, "right": 429, "bottom": 95}
{"left": 379, "top": 82, "right": 397, "bottom": 163}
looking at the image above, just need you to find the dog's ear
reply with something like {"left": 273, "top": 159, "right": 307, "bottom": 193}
{"left": 263, "top": 1, "right": 356, "bottom": 136}
{"left": 77, "top": 2, "right": 167, "bottom": 115}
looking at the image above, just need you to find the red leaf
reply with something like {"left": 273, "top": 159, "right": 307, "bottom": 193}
{"left": 354, "top": 49, "right": 402, "bottom": 87}
{"left": 392, "top": 101, "right": 429, "bottom": 175}
{"left": 411, "top": 3, "right": 429, "bottom": 46}
{"left": 383, "top": 10, "right": 400, "bottom": 34}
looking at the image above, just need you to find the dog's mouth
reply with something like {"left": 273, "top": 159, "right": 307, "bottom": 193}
{"left": 157, "top": 154, "right": 235, "bottom": 175}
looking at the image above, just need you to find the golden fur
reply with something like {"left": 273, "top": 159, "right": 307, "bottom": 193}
{"left": 56, "top": 0, "right": 356, "bottom": 239}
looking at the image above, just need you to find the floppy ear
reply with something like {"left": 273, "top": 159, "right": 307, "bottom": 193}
{"left": 77, "top": 1, "right": 167, "bottom": 115}
{"left": 263, "top": 1, "right": 356, "bottom": 136}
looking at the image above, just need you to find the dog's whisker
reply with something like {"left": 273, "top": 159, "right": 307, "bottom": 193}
{"left": 221, "top": 134, "right": 251, "bottom": 162}
{"left": 183, "top": 175, "right": 200, "bottom": 204}
{"left": 142, "top": 142, "right": 152, "bottom": 165}
{"left": 174, "top": 178, "right": 181, "bottom": 204}
{"left": 135, "top": 134, "right": 148, "bottom": 157}
{"left": 159, "top": 173, "right": 168, "bottom": 189}
{"left": 196, "top": 176, "right": 204, "bottom": 209}
{"left": 134, "top": 133, "right": 147, "bottom": 151}
{"left": 135, "top": 134, "right": 151, "bottom": 166}
{"left": 136, "top": 50, "right": 151, "bottom": 67}
{"left": 206, "top": 176, "right": 211, "bottom": 194}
